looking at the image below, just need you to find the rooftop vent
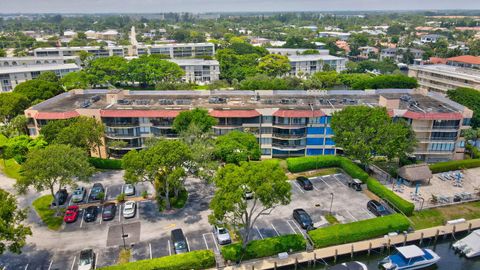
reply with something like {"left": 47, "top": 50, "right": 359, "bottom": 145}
{"left": 135, "top": 99, "right": 150, "bottom": 105}
{"left": 262, "top": 99, "right": 275, "bottom": 104}
{"left": 90, "top": 95, "right": 101, "bottom": 102}
{"left": 209, "top": 97, "right": 227, "bottom": 104}
{"left": 159, "top": 99, "right": 174, "bottom": 105}
{"left": 176, "top": 99, "right": 192, "bottom": 105}
{"left": 80, "top": 99, "right": 91, "bottom": 108}
{"left": 281, "top": 99, "right": 297, "bottom": 105}
{"left": 117, "top": 99, "right": 132, "bottom": 105}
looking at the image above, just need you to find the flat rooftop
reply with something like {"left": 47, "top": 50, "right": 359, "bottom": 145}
{"left": 0, "top": 63, "right": 80, "bottom": 74}
{"left": 29, "top": 89, "right": 465, "bottom": 116}
{"left": 288, "top": 55, "right": 346, "bottom": 61}
{"left": 410, "top": 64, "right": 480, "bottom": 82}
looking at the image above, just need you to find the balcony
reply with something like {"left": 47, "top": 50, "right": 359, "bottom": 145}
{"left": 272, "top": 133, "right": 307, "bottom": 139}
{"left": 272, "top": 143, "right": 306, "bottom": 151}
{"left": 104, "top": 122, "right": 140, "bottom": 128}
{"left": 413, "top": 126, "right": 459, "bottom": 132}
{"left": 413, "top": 150, "right": 454, "bottom": 155}
{"left": 416, "top": 137, "right": 457, "bottom": 143}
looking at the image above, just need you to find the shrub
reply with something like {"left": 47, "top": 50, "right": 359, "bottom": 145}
{"left": 429, "top": 159, "right": 480, "bottom": 174}
{"left": 98, "top": 250, "right": 215, "bottom": 270}
{"left": 89, "top": 157, "right": 123, "bottom": 170}
{"left": 366, "top": 177, "right": 414, "bottom": 216}
{"left": 222, "top": 234, "right": 306, "bottom": 262}
{"left": 116, "top": 193, "right": 125, "bottom": 203}
{"left": 308, "top": 214, "right": 410, "bottom": 248}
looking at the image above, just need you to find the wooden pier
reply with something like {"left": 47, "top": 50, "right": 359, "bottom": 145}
{"left": 218, "top": 218, "right": 480, "bottom": 270}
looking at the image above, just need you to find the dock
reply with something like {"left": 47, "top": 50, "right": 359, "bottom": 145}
{"left": 219, "top": 218, "right": 480, "bottom": 270}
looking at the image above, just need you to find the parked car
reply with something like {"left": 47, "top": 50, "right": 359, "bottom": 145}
{"left": 123, "top": 201, "right": 136, "bottom": 218}
{"left": 214, "top": 225, "right": 232, "bottom": 245}
{"left": 84, "top": 206, "right": 98, "bottom": 222}
{"left": 242, "top": 184, "right": 254, "bottom": 200}
{"left": 347, "top": 179, "right": 363, "bottom": 191}
{"left": 78, "top": 249, "right": 95, "bottom": 270}
{"left": 102, "top": 203, "right": 116, "bottom": 221}
{"left": 64, "top": 205, "right": 79, "bottom": 223}
{"left": 293, "top": 208, "right": 314, "bottom": 230}
{"left": 367, "top": 200, "right": 392, "bottom": 217}
{"left": 123, "top": 184, "right": 135, "bottom": 196}
{"left": 89, "top": 183, "right": 105, "bottom": 201}
{"left": 296, "top": 176, "right": 313, "bottom": 190}
{"left": 71, "top": 187, "right": 87, "bottom": 203}
{"left": 171, "top": 228, "right": 189, "bottom": 254}
{"left": 51, "top": 189, "right": 68, "bottom": 206}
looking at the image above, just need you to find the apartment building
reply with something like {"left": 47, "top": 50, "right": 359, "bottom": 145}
{"left": 0, "top": 56, "right": 81, "bottom": 67}
{"left": 288, "top": 55, "right": 347, "bottom": 75}
{"left": 168, "top": 59, "right": 220, "bottom": 83}
{"left": 266, "top": 48, "right": 330, "bottom": 56}
{"left": 33, "top": 43, "right": 215, "bottom": 59}
{"left": 408, "top": 64, "right": 480, "bottom": 93}
{"left": 380, "top": 48, "right": 424, "bottom": 62}
{"left": 24, "top": 89, "right": 472, "bottom": 162}
{"left": 0, "top": 63, "right": 80, "bottom": 92}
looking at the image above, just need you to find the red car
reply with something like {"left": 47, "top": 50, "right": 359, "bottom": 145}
{"left": 64, "top": 205, "right": 79, "bottom": 223}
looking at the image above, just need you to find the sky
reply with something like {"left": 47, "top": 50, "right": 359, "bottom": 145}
{"left": 0, "top": 0, "right": 477, "bottom": 13}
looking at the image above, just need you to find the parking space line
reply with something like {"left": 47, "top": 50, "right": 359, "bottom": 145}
{"left": 345, "top": 209, "right": 358, "bottom": 221}
{"left": 202, "top": 234, "right": 210, "bottom": 250}
{"left": 99, "top": 206, "right": 103, "bottom": 224}
{"left": 186, "top": 237, "right": 191, "bottom": 252}
{"left": 149, "top": 243, "right": 152, "bottom": 259}
{"left": 255, "top": 225, "right": 264, "bottom": 239}
{"left": 286, "top": 220, "right": 297, "bottom": 234}
{"left": 136, "top": 202, "right": 140, "bottom": 220}
{"left": 95, "top": 251, "right": 98, "bottom": 269}
{"left": 48, "top": 260, "right": 53, "bottom": 270}
{"left": 24, "top": 264, "right": 29, "bottom": 270}
{"left": 290, "top": 220, "right": 305, "bottom": 236}
{"left": 80, "top": 210, "right": 85, "bottom": 228}
{"left": 118, "top": 205, "right": 122, "bottom": 222}
{"left": 293, "top": 182, "right": 305, "bottom": 193}
{"left": 318, "top": 177, "right": 333, "bottom": 189}
{"left": 167, "top": 240, "right": 171, "bottom": 255}
{"left": 333, "top": 174, "right": 348, "bottom": 187}
{"left": 70, "top": 256, "right": 76, "bottom": 270}
{"left": 104, "top": 187, "right": 109, "bottom": 200}
{"left": 86, "top": 188, "right": 92, "bottom": 203}
{"left": 211, "top": 234, "right": 220, "bottom": 253}
{"left": 270, "top": 223, "right": 280, "bottom": 236}
{"left": 363, "top": 208, "right": 375, "bottom": 218}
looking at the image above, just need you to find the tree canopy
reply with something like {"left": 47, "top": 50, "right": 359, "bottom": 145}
{"left": 257, "top": 54, "right": 291, "bottom": 77}
{"left": 172, "top": 108, "right": 218, "bottom": 134}
{"left": 124, "top": 55, "right": 184, "bottom": 88}
{"left": 13, "top": 79, "right": 63, "bottom": 104}
{"left": 331, "top": 106, "right": 416, "bottom": 166}
{"left": 447, "top": 87, "right": 480, "bottom": 128}
{"left": 0, "top": 93, "right": 30, "bottom": 123}
{"left": 0, "top": 189, "right": 31, "bottom": 255}
{"left": 214, "top": 131, "right": 261, "bottom": 164}
{"left": 2, "top": 135, "right": 47, "bottom": 164}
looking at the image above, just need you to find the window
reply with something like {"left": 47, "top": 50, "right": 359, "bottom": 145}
{"left": 262, "top": 116, "right": 273, "bottom": 123}
{"left": 463, "top": 118, "right": 472, "bottom": 126}
{"left": 325, "top": 138, "right": 335, "bottom": 145}
{"left": 260, "top": 138, "right": 272, "bottom": 145}
{"left": 307, "top": 149, "right": 323, "bottom": 156}
{"left": 306, "top": 138, "right": 324, "bottom": 145}
{"left": 325, "top": 127, "right": 334, "bottom": 135}
{"left": 324, "top": 149, "right": 335, "bottom": 155}
{"left": 261, "top": 148, "right": 271, "bottom": 155}
{"left": 307, "top": 127, "right": 325, "bottom": 134}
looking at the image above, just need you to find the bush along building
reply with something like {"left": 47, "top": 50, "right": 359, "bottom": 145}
{"left": 24, "top": 89, "right": 472, "bottom": 162}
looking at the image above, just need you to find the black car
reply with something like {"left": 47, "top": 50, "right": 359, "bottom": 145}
{"left": 293, "top": 208, "right": 314, "bottom": 230}
{"left": 79, "top": 249, "right": 95, "bottom": 269}
{"left": 84, "top": 206, "right": 98, "bottom": 222}
{"left": 51, "top": 189, "right": 68, "bottom": 206}
{"left": 367, "top": 200, "right": 392, "bottom": 217}
{"left": 171, "top": 229, "right": 189, "bottom": 254}
{"left": 296, "top": 176, "right": 313, "bottom": 190}
{"left": 102, "top": 203, "right": 116, "bottom": 221}
{"left": 89, "top": 183, "right": 105, "bottom": 201}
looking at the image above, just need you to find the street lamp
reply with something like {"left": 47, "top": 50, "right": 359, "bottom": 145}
{"left": 329, "top": 192, "right": 334, "bottom": 214}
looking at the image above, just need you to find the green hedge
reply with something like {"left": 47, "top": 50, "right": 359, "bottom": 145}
{"left": 286, "top": 156, "right": 414, "bottom": 216}
{"left": 366, "top": 177, "right": 414, "bottom": 216}
{"left": 99, "top": 250, "right": 215, "bottom": 270}
{"left": 308, "top": 214, "right": 410, "bottom": 248}
{"left": 429, "top": 159, "right": 480, "bottom": 174}
{"left": 222, "top": 234, "right": 306, "bottom": 262}
{"left": 89, "top": 157, "right": 123, "bottom": 170}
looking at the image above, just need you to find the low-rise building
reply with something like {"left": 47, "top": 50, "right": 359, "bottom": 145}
{"left": 380, "top": 47, "right": 424, "bottom": 62}
{"left": 24, "top": 88, "right": 471, "bottom": 162}
{"left": 168, "top": 59, "right": 220, "bottom": 84}
{"left": 288, "top": 55, "right": 347, "bottom": 76}
{"left": 318, "top": 32, "right": 351, "bottom": 41}
{"left": 0, "top": 56, "right": 81, "bottom": 67}
{"left": 408, "top": 64, "right": 480, "bottom": 93}
{"left": 0, "top": 63, "right": 80, "bottom": 92}
{"left": 266, "top": 48, "right": 329, "bottom": 56}
{"left": 420, "top": 34, "right": 444, "bottom": 44}
{"left": 446, "top": 55, "right": 480, "bottom": 69}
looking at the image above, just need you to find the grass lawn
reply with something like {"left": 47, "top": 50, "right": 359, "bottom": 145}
{"left": 0, "top": 158, "right": 22, "bottom": 180}
{"left": 32, "top": 195, "right": 64, "bottom": 231}
{"left": 325, "top": 213, "right": 340, "bottom": 225}
{"left": 411, "top": 201, "right": 480, "bottom": 230}
{"left": 288, "top": 167, "right": 340, "bottom": 180}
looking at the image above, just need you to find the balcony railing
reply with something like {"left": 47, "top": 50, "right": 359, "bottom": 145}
{"left": 272, "top": 133, "right": 307, "bottom": 139}
{"left": 272, "top": 143, "right": 306, "bottom": 150}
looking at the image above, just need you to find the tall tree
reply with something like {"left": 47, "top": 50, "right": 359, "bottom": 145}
{"left": 257, "top": 54, "right": 291, "bottom": 77}
{"left": 172, "top": 108, "right": 218, "bottom": 134}
{"left": 54, "top": 116, "right": 105, "bottom": 157}
{"left": 2, "top": 135, "right": 47, "bottom": 164}
{"left": 87, "top": 56, "right": 127, "bottom": 86}
{"left": 60, "top": 71, "right": 91, "bottom": 90}
{"left": 209, "top": 161, "right": 291, "bottom": 251}
{"left": 124, "top": 55, "right": 184, "bottom": 88}
{"left": 0, "top": 93, "right": 30, "bottom": 123}
{"left": 19, "top": 144, "right": 94, "bottom": 212}
{"left": 214, "top": 131, "right": 261, "bottom": 164}
{"left": 447, "top": 87, "right": 480, "bottom": 128}
{"left": 123, "top": 139, "right": 192, "bottom": 210}
{"left": 0, "top": 189, "right": 31, "bottom": 255}
{"left": 13, "top": 80, "right": 63, "bottom": 104}
{"left": 331, "top": 106, "right": 416, "bottom": 166}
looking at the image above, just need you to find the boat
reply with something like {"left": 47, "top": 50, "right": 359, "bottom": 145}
{"left": 452, "top": 229, "right": 480, "bottom": 258}
{"left": 379, "top": 245, "right": 440, "bottom": 270}
{"left": 329, "top": 261, "right": 368, "bottom": 270}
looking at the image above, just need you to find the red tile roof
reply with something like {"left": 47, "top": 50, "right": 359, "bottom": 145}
{"left": 447, "top": 55, "right": 480, "bottom": 65}
{"left": 209, "top": 110, "right": 260, "bottom": 118}
{"left": 273, "top": 110, "right": 324, "bottom": 118}
{"left": 100, "top": 110, "right": 181, "bottom": 118}
{"left": 35, "top": 111, "right": 79, "bottom": 120}
{"left": 429, "top": 57, "right": 447, "bottom": 64}
{"left": 403, "top": 111, "right": 463, "bottom": 120}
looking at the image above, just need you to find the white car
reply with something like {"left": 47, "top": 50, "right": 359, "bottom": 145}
{"left": 71, "top": 187, "right": 86, "bottom": 203}
{"left": 78, "top": 249, "right": 95, "bottom": 270}
{"left": 123, "top": 184, "right": 136, "bottom": 196}
{"left": 123, "top": 201, "right": 136, "bottom": 218}
{"left": 214, "top": 226, "right": 232, "bottom": 245}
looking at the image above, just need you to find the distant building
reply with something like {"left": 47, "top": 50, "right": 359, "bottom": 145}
{"left": 318, "top": 32, "right": 351, "bottom": 41}
{"left": 380, "top": 47, "right": 424, "bottom": 62}
{"left": 63, "top": 30, "right": 77, "bottom": 39}
{"left": 358, "top": 46, "right": 379, "bottom": 59}
{"left": 420, "top": 34, "right": 444, "bottom": 44}
{"left": 408, "top": 64, "right": 480, "bottom": 93}
{"left": 97, "top": 29, "right": 119, "bottom": 41}
{"left": 266, "top": 48, "right": 329, "bottom": 56}
{"left": 168, "top": 59, "right": 220, "bottom": 84}
{"left": 446, "top": 55, "right": 480, "bottom": 69}
{"left": 0, "top": 56, "right": 81, "bottom": 67}
{"left": 0, "top": 63, "right": 80, "bottom": 92}
{"left": 288, "top": 55, "right": 347, "bottom": 75}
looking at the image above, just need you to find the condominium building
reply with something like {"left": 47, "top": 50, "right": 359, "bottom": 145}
{"left": 0, "top": 56, "right": 81, "bottom": 67}
{"left": 266, "top": 48, "right": 330, "bottom": 56}
{"left": 168, "top": 59, "right": 220, "bottom": 84}
{"left": 288, "top": 55, "right": 347, "bottom": 75}
{"left": 24, "top": 88, "right": 472, "bottom": 163}
{"left": 32, "top": 43, "right": 215, "bottom": 59}
{"left": 0, "top": 63, "right": 80, "bottom": 92}
{"left": 408, "top": 64, "right": 480, "bottom": 93}
{"left": 380, "top": 48, "right": 424, "bottom": 62}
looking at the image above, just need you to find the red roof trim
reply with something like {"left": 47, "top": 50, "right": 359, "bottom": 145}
{"left": 447, "top": 55, "right": 480, "bottom": 65}
{"left": 403, "top": 111, "right": 463, "bottom": 120}
{"left": 35, "top": 111, "right": 79, "bottom": 120}
{"left": 100, "top": 110, "right": 181, "bottom": 118}
{"left": 273, "top": 110, "right": 325, "bottom": 118}
{"left": 209, "top": 110, "right": 260, "bottom": 118}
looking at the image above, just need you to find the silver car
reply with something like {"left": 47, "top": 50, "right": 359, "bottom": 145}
{"left": 71, "top": 187, "right": 86, "bottom": 203}
{"left": 123, "top": 184, "right": 135, "bottom": 196}
{"left": 214, "top": 225, "right": 232, "bottom": 245}
{"left": 123, "top": 201, "right": 136, "bottom": 218}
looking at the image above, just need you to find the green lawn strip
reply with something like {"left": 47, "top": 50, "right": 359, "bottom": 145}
{"left": 0, "top": 158, "right": 22, "bottom": 180}
{"left": 325, "top": 213, "right": 340, "bottom": 225}
{"left": 411, "top": 201, "right": 480, "bottom": 230}
{"left": 32, "top": 195, "right": 64, "bottom": 231}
